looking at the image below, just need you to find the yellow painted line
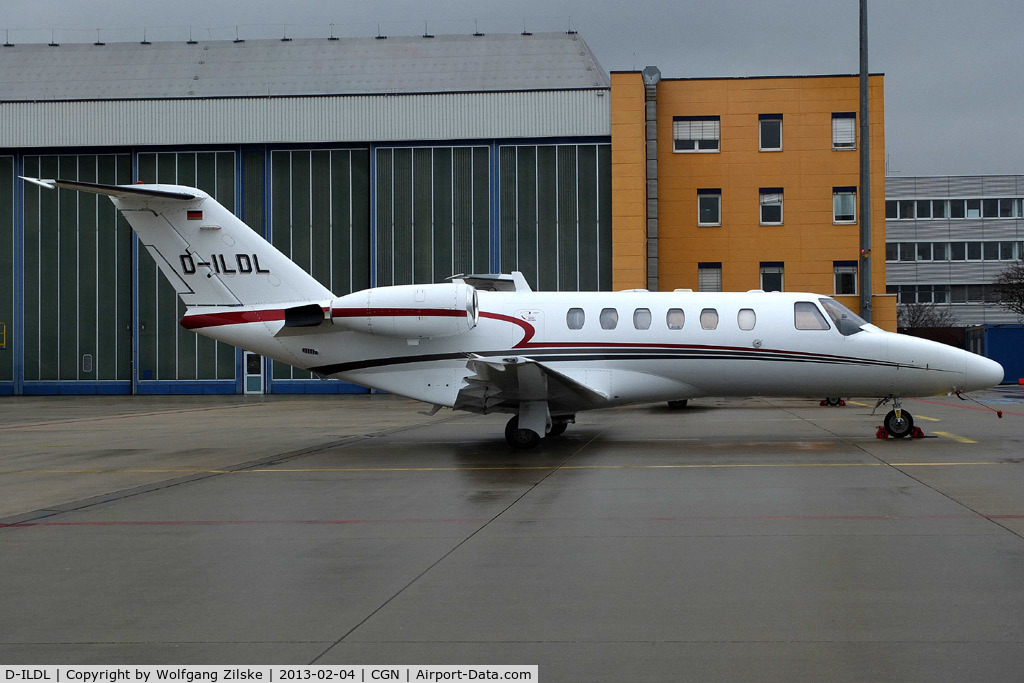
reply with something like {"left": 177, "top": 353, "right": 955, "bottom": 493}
{"left": 932, "top": 431, "right": 978, "bottom": 444}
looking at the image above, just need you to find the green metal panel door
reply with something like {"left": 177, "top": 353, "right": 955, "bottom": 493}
{"left": 135, "top": 152, "right": 236, "bottom": 385}
{"left": 375, "top": 145, "right": 490, "bottom": 287}
{"left": 498, "top": 143, "right": 612, "bottom": 291}
{"left": 21, "top": 154, "right": 133, "bottom": 387}
{"left": 269, "top": 148, "right": 371, "bottom": 381}
{"left": 0, "top": 157, "right": 13, "bottom": 386}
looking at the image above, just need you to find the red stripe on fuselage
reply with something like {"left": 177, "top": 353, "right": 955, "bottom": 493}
{"left": 181, "top": 306, "right": 466, "bottom": 330}
{"left": 479, "top": 311, "right": 535, "bottom": 346}
{"left": 331, "top": 307, "right": 468, "bottom": 318}
{"left": 180, "top": 309, "right": 285, "bottom": 329}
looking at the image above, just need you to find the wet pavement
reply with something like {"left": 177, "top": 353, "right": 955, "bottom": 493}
{"left": 2, "top": 389, "right": 1023, "bottom": 681}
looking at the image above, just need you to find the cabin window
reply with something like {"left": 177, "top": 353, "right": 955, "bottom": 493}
{"left": 633, "top": 308, "right": 652, "bottom": 330}
{"left": 666, "top": 308, "right": 685, "bottom": 330}
{"left": 699, "top": 308, "right": 719, "bottom": 330}
{"left": 600, "top": 308, "right": 619, "bottom": 330}
{"left": 794, "top": 302, "right": 831, "bottom": 331}
{"left": 737, "top": 308, "right": 756, "bottom": 331}
{"left": 566, "top": 308, "right": 585, "bottom": 330}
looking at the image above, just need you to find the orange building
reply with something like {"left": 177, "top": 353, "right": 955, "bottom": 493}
{"left": 611, "top": 70, "right": 895, "bottom": 331}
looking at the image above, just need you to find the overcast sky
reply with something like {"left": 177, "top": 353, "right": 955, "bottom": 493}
{"left": 2, "top": 0, "right": 1020, "bottom": 177}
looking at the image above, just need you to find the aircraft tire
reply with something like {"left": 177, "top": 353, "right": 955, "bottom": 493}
{"left": 505, "top": 416, "right": 542, "bottom": 449}
{"left": 546, "top": 421, "right": 569, "bottom": 438}
{"left": 667, "top": 399, "right": 689, "bottom": 409}
{"left": 884, "top": 410, "right": 914, "bottom": 439}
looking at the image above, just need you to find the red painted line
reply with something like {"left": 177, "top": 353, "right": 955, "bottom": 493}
{"left": 650, "top": 514, "right": 1018, "bottom": 522}
{"left": 910, "top": 397, "right": 1024, "bottom": 418}
{"left": 1, "top": 518, "right": 488, "bottom": 528}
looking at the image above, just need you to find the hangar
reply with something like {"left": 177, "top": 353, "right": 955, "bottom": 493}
{"left": 0, "top": 32, "right": 612, "bottom": 395}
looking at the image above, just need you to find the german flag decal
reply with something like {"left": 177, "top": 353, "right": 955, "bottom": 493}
{"left": 187, "top": 210, "right": 203, "bottom": 220}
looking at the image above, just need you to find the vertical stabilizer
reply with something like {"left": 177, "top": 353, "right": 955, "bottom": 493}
{"left": 22, "top": 178, "right": 334, "bottom": 308}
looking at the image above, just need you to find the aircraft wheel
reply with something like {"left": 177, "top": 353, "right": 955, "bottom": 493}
{"left": 667, "top": 399, "right": 689, "bottom": 409}
{"left": 884, "top": 410, "right": 914, "bottom": 439}
{"left": 826, "top": 397, "right": 842, "bottom": 407}
{"left": 505, "top": 416, "right": 542, "bottom": 449}
{"left": 546, "top": 421, "right": 569, "bottom": 438}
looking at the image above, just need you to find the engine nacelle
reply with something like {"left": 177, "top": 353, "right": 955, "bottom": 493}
{"left": 329, "top": 282, "right": 478, "bottom": 339}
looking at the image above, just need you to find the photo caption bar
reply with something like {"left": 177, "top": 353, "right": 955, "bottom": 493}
{"left": 1, "top": 667, "right": 538, "bottom": 683}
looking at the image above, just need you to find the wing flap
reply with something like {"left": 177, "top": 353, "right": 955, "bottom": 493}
{"left": 454, "top": 355, "right": 609, "bottom": 414}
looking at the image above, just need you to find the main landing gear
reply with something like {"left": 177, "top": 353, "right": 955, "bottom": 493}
{"left": 504, "top": 414, "right": 575, "bottom": 449}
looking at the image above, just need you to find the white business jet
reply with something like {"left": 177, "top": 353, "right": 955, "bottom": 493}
{"left": 23, "top": 178, "right": 1004, "bottom": 448}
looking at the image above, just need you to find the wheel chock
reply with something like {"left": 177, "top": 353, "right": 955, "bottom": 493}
{"left": 911, "top": 427, "right": 925, "bottom": 438}
{"left": 876, "top": 427, "right": 889, "bottom": 439}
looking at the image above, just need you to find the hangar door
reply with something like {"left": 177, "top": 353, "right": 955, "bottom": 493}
{"left": 499, "top": 144, "right": 612, "bottom": 291}
{"left": 20, "top": 154, "right": 134, "bottom": 390}
{"left": 268, "top": 148, "right": 371, "bottom": 383}
{"left": 374, "top": 146, "right": 490, "bottom": 286}
{"left": 0, "top": 157, "right": 13, "bottom": 389}
{"left": 135, "top": 152, "right": 237, "bottom": 388}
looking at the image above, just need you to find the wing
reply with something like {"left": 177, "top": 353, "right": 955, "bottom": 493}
{"left": 454, "top": 355, "right": 609, "bottom": 415}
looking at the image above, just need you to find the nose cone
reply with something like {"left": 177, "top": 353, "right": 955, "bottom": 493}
{"left": 963, "top": 353, "right": 1004, "bottom": 391}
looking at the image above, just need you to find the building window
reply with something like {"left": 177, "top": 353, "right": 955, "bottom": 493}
{"left": 833, "top": 187, "right": 857, "bottom": 223}
{"left": 699, "top": 308, "right": 719, "bottom": 330}
{"left": 697, "top": 189, "right": 721, "bottom": 226}
{"left": 698, "top": 262, "right": 722, "bottom": 292}
{"left": 566, "top": 308, "right": 585, "bottom": 330}
{"left": 832, "top": 112, "right": 856, "bottom": 150}
{"left": 760, "top": 188, "right": 783, "bottom": 225}
{"left": 833, "top": 261, "right": 858, "bottom": 295}
{"left": 673, "top": 116, "right": 720, "bottom": 153}
{"left": 759, "top": 114, "right": 782, "bottom": 151}
{"left": 760, "top": 262, "right": 784, "bottom": 292}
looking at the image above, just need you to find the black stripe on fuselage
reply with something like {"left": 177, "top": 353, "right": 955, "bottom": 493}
{"left": 309, "top": 345, "right": 924, "bottom": 376}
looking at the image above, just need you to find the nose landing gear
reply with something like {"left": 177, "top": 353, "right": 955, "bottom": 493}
{"left": 873, "top": 396, "right": 924, "bottom": 439}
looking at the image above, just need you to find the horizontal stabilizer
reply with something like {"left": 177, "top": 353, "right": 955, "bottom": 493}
{"left": 20, "top": 177, "right": 199, "bottom": 201}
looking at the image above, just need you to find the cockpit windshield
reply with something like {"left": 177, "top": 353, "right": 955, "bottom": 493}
{"left": 818, "top": 298, "right": 867, "bottom": 336}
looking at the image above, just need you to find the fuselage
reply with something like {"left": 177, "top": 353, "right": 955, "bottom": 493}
{"left": 187, "top": 289, "right": 1004, "bottom": 413}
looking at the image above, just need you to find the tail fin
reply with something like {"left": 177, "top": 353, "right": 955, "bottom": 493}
{"left": 21, "top": 177, "right": 334, "bottom": 308}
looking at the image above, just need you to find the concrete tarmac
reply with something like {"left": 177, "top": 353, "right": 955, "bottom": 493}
{"left": 2, "top": 389, "right": 1023, "bottom": 681}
